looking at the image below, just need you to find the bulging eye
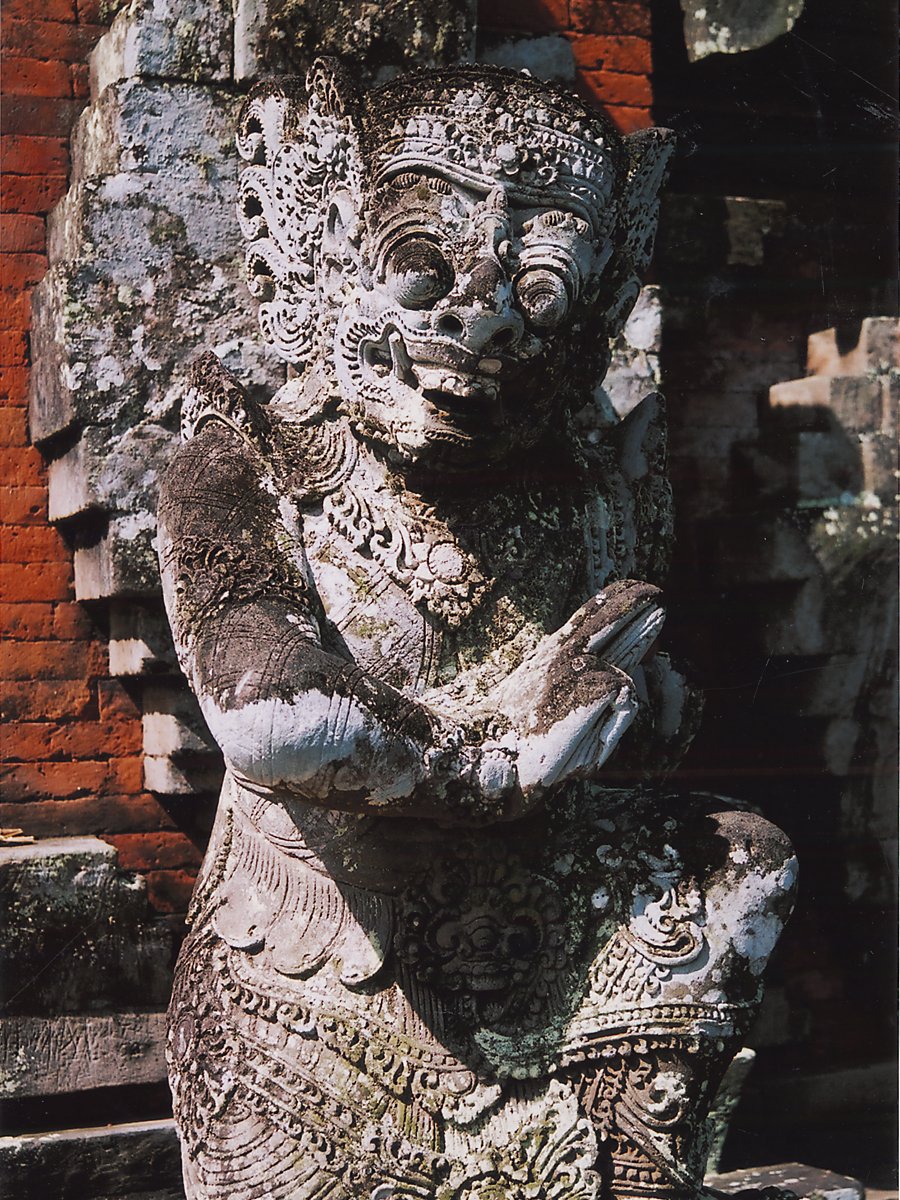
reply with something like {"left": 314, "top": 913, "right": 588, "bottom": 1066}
{"left": 384, "top": 238, "right": 453, "bottom": 310}
{"left": 515, "top": 269, "right": 569, "bottom": 330}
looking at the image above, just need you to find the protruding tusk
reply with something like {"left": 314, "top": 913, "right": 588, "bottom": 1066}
{"left": 388, "top": 331, "right": 413, "bottom": 380}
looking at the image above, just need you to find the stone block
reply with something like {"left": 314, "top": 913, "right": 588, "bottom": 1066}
{"left": 31, "top": 238, "right": 282, "bottom": 447}
{"left": 806, "top": 316, "right": 900, "bottom": 378}
{"left": 770, "top": 373, "right": 892, "bottom": 435}
{"left": 477, "top": 35, "right": 576, "bottom": 84}
{"left": 110, "top": 602, "right": 179, "bottom": 676}
{"left": 859, "top": 431, "right": 899, "bottom": 499}
{"left": 143, "top": 684, "right": 216, "bottom": 757}
{"left": 723, "top": 195, "right": 786, "bottom": 267}
{"left": 47, "top": 173, "right": 240, "bottom": 276}
{"left": 71, "top": 80, "right": 239, "bottom": 185}
{"left": 143, "top": 755, "right": 224, "bottom": 796}
{"left": 0, "top": 1011, "right": 166, "bottom": 1098}
{"left": 706, "top": 1163, "right": 864, "bottom": 1200}
{"left": 680, "top": 0, "right": 805, "bottom": 61}
{"left": 235, "top": 0, "right": 478, "bottom": 86}
{"left": 701, "top": 517, "right": 820, "bottom": 586}
{"left": 73, "top": 515, "right": 159, "bottom": 601}
{"left": 0, "top": 1119, "right": 183, "bottom": 1200}
{"left": 90, "top": 0, "right": 233, "bottom": 94}
{"left": 0, "top": 837, "right": 172, "bottom": 1016}
{"left": 735, "top": 428, "right": 863, "bottom": 505}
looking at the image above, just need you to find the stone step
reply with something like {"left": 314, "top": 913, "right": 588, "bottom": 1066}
{"left": 0, "top": 1119, "right": 184, "bottom": 1200}
{"left": 0, "top": 1012, "right": 166, "bottom": 1098}
{"left": 0, "top": 837, "right": 173, "bottom": 1017}
{"left": 706, "top": 1162, "right": 865, "bottom": 1200}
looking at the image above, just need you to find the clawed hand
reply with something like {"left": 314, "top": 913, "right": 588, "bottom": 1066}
{"left": 486, "top": 580, "right": 664, "bottom": 799}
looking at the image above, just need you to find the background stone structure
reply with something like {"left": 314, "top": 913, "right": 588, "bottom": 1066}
{"left": 1, "top": 0, "right": 896, "bottom": 1189}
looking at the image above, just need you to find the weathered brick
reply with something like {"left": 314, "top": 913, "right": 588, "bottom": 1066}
{"left": 0, "top": 330, "right": 28, "bottom": 367}
{"left": 98, "top": 678, "right": 143, "bottom": 722}
{"left": 0, "top": 485, "right": 47, "bottom": 524}
{"left": 0, "top": 289, "right": 33, "bottom": 331}
{"left": 1, "top": 19, "right": 106, "bottom": 64}
{"left": 0, "top": 444, "right": 45, "bottom": 486}
{"left": 0, "top": 601, "right": 55, "bottom": 639}
{"left": 0, "top": 679, "right": 93, "bottom": 721}
{"left": 0, "top": 794, "right": 176, "bottom": 836}
{"left": 2, "top": 0, "right": 77, "bottom": 20}
{"left": 0, "top": 560, "right": 72, "bottom": 602}
{"left": 145, "top": 868, "right": 197, "bottom": 914}
{"left": 0, "top": 638, "right": 104, "bottom": 681}
{"left": 599, "top": 101, "right": 652, "bottom": 132}
{"left": 0, "top": 215, "right": 45, "bottom": 257}
{"left": 104, "top": 755, "right": 144, "bottom": 793}
{"left": 1, "top": 253, "right": 47, "bottom": 290}
{"left": 0, "top": 406, "right": 28, "bottom": 446}
{"left": 1, "top": 56, "right": 74, "bottom": 99}
{"left": 70, "top": 61, "right": 90, "bottom": 99}
{"left": 3, "top": 719, "right": 142, "bottom": 766}
{"left": 567, "top": 32, "right": 652, "bottom": 73}
{"left": 478, "top": 0, "right": 570, "bottom": 33}
{"left": 578, "top": 78, "right": 648, "bottom": 129}
{"left": 0, "top": 367, "right": 31, "bottom": 404}
{"left": 1, "top": 135, "right": 69, "bottom": 176}
{"left": 1, "top": 721, "right": 60, "bottom": 761}
{"left": 0, "top": 759, "right": 111, "bottom": 800}
{"left": 76, "top": 0, "right": 106, "bottom": 22}
{"left": 50, "top": 718, "right": 143, "bottom": 759}
{"left": 0, "top": 172, "right": 68, "bottom": 214}
{"left": 0, "top": 523, "right": 69, "bottom": 561}
{"left": 576, "top": 68, "right": 652, "bottom": 106}
{"left": 1, "top": 95, "right": 82, "bottom": 138}
{"left": 109, "top": 831, "right": 204, "bottom": 872}
{"left": 570, "top": 0, "right": 651, "bottom": 35}
{"left": 53, "top": 600, "right": 95, "bottom": 639}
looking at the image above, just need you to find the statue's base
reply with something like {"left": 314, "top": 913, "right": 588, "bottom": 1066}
{"left": 706, "top": 1163, "right": 867, "bottom": 1200}
{"left": 0, "top": 1131, "right": 879, "bottom": 1200}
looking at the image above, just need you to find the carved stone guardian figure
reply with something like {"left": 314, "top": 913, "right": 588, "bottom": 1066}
{"left": 158, "top": 61, "right": 797, "bottom": 1199}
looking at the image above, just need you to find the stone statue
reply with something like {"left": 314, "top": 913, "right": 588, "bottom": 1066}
{"left": 158, "top": 61, "right": 797, "bottom": 1200}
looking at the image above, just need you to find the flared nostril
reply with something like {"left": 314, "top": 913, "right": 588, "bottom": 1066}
{"left": 489, "top": 327, "right": 517, "bottom": 351}
{"left": 436, "top": 313, "right": 465, "bottom": 337}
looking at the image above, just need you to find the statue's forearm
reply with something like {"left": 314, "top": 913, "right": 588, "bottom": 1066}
{"left": 189, "top": 600, "right": 518, "bottom": 822}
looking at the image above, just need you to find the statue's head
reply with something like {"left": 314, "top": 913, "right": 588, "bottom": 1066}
{"left": 237, "top": 61, "right": 672, "bottom": 471}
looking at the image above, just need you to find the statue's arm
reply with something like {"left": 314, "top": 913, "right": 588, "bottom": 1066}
{"left": 157, "top": 421, "right": 527, "bottom": 823}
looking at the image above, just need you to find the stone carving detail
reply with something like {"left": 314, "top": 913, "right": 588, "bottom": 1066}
{"left": 158, "top": 60, "right": 797, "bottom": 1199}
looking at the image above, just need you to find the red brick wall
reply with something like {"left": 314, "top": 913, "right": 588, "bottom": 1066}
{"left": 0, "top": 0, "right": 200, "bottom": 918}
{"left": 477, "top": 0, "right": 653, "bottom": 131}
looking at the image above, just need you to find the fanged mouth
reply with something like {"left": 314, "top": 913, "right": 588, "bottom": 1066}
{"left": 362, "top": 330, "right": 504, "bottom": 432}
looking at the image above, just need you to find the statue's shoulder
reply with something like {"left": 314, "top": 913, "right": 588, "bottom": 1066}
{"left": 176, "top": 353, "right": 356, "bottom": 509}
{"left": 180, "top": 350, "right": 272, "bottom": 449}
{"left": 160, "top": 352, "right": 279, "bottom": 520}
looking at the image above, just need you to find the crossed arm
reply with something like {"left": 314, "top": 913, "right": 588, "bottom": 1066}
{"left": 157, "top": 421, "right": 659, "bottom": 824}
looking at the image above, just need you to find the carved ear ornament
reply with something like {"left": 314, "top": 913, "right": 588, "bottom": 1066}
{"left": 180, "top": 351, "right": 271, "bottom": 449}
{"left": 236, "top": 60, "right": 365, "bottom": 369}
{"left": 602, "top": 127, "right": 676, "bottom": 337}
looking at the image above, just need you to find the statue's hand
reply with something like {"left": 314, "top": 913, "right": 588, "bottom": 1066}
{"left": 487, "top": 581, "right": 664, "bottom": 803}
